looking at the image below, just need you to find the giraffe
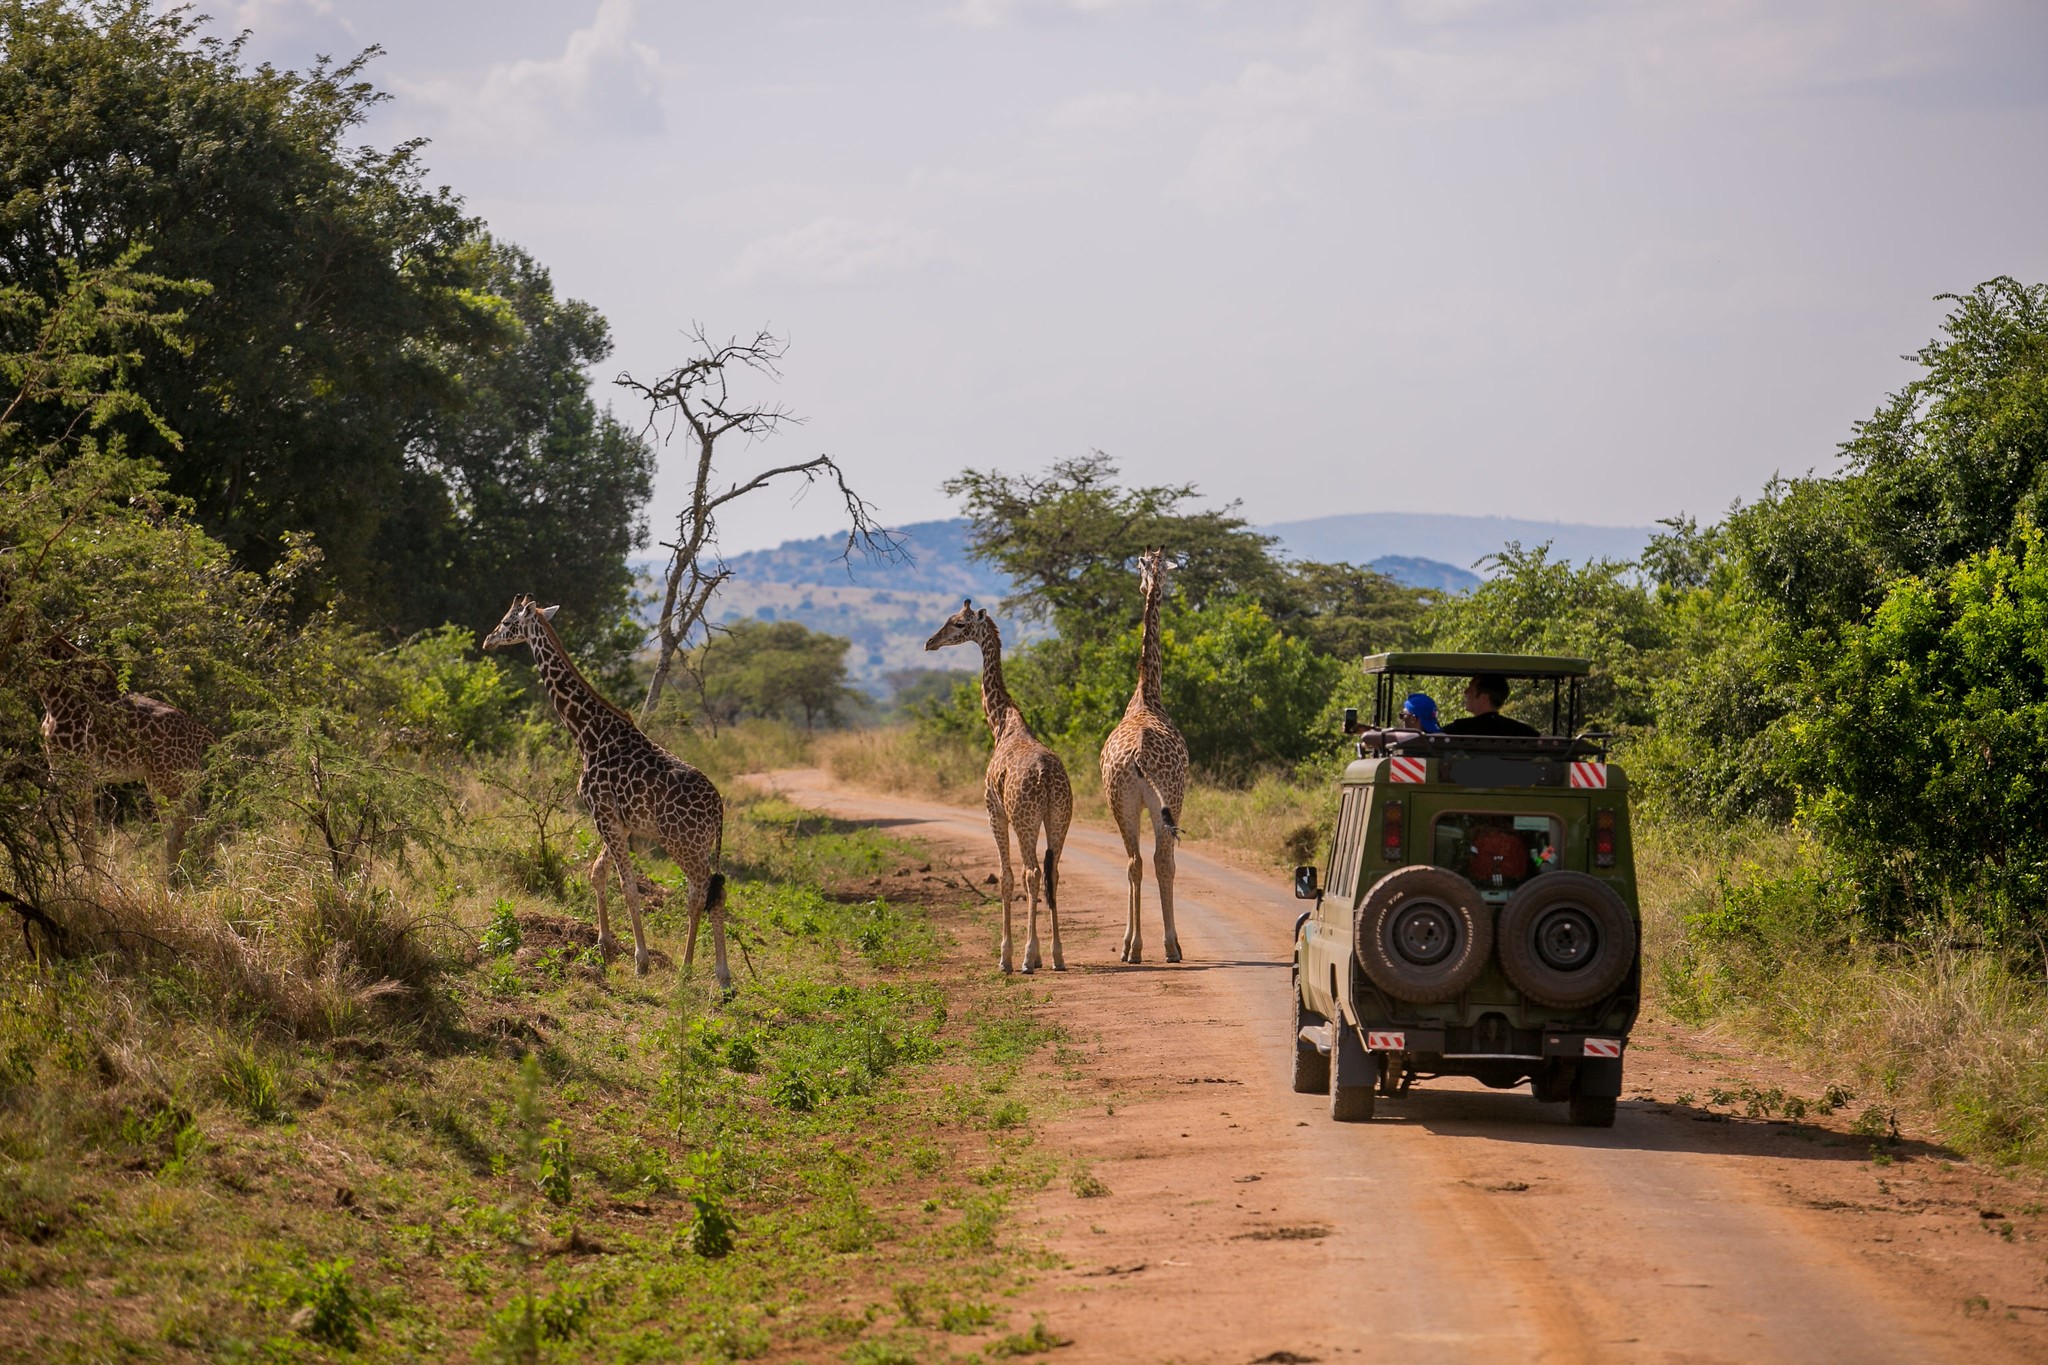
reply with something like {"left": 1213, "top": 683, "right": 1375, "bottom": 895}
{"left": 925, "top": 600, "right": 1073, "bottom": 974}
{"left": 1100, "top": 547, "right": 1189, "bottom": 964}
{"left": 38, "top": 634, "right": 213, "bottom": 876}
{"left": 482, "top": 596, "right": 731, "bottom": 988}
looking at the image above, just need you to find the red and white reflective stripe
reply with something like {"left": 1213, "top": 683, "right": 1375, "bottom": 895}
{"left": 1583, "top": 1037, "right": 1622, "bottom": 1058}
{"left": 1569, "top": 761, "right": 1608, "bottom": 789}
{"left": 1366, "top": 1031, "right": 1406, "bottom": 1051}
{"left": 1388, "top": 756, "right": 1427, "bottom": 784}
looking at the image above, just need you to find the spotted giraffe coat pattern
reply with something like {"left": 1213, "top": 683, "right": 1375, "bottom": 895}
{"left": 925, "top": 600, "right": 1072, "bottom": 974}
{"left": 483, "top": 596, "right": 730, "bottom": 986}
{"left": 1099, "top": 547, "right": 1189, "bottom": 964}
{"left": 38, "top": 635, "right": 213, "bottom": 874}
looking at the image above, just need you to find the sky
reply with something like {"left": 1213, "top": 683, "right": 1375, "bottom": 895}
{"left": 210, "top": 0, "right": 2048, "bottom": 557}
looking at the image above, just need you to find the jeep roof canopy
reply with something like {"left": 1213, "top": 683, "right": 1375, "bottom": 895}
{"left": 1359, "top": 652, "right": 1591, "bottom": 677}
{"left": 1359, "top": 652, "right": 1593, "bottom": 735}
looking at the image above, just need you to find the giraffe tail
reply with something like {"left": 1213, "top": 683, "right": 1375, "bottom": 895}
{"left": 1132, "top": 763, "right": 1180, "bottom": 840}
{"left": 1042, "top": 845, "right": 1058, "bottom": 912}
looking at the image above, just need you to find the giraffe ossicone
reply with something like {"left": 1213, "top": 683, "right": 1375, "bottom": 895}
{"left": 925, "top": 600, "right": 1072, "bottom": 975}
{"left": 483, "top": 594, "right": 732, "bottom": 989}
{"left": 1099, "top": 547, "right": 1189, "bottom": 964}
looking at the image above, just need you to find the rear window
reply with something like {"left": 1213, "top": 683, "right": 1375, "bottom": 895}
{"left": 1431, "top": 812, "right": 1562, "bottom": 889}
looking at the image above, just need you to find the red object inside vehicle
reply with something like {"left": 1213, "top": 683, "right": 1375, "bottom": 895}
{"left": 1467, "top": 827, "right": 1530, "bottom": 881}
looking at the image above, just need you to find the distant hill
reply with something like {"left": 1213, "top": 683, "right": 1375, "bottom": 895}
{"left": 1265, "top": 512, "right": 1655, "bottom": 573}
{"left": 645, "top": 512, "right": 1640, "bottom": 693}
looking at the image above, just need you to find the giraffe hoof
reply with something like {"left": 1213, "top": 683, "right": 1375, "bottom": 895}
{"left": 1166, "top": 947, "right": 1183, "bottom": 964}
{"left": 635, "top": 953, "right": 651, "bottom": 977}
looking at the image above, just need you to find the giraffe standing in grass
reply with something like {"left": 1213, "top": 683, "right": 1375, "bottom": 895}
{"left": 925, "top": 600, "right": 1072, "bottom": 974}
{"left": 38, "top": 635, "right": 213, "bottom": 876}
{"left": 482, "top": 596, "right": 731, "bottom": 988}
{"left": 1100, "top": 548, "right": 1189, "bottom": 964}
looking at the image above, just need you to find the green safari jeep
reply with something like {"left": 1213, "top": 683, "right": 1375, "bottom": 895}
{"left": 1288, "top": 652, "right": 1639, "bottom": 1128}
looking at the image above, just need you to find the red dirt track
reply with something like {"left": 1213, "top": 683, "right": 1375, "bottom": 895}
{"left": 756, "top": 769, "right": 2048, "bottom": 1365}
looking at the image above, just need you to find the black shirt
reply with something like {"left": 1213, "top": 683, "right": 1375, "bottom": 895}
{"left": 1442, "top": 711, "right": 1540, "bottom": 738}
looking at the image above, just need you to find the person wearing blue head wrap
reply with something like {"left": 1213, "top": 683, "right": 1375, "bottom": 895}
{"left": 1401, "top": 693, "right": 1441, "bottom": 733}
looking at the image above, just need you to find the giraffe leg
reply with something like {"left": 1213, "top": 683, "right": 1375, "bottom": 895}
{"left": 986, "top": 786, "right": 1014, "bottom": 974}
{"left": 158, "top": 780, "right": 197, "bottom": 882}
{"left": 681, "top": 854, "right": 731, "bottom": 994}
{"left": 588, "top": 809, "right": 636, "bottom": 968}
{"left": 1045, "top": 826, "right": 1067, "bottom": 972}
{"left": 1018, "top": 819, "right": 1042, "bottom": 974}
{"left": 1155, "top": 817, "right": 1183, "bottom": 964}
{"left": 618, "top": 859, "right": 651, "bottom": 977}
{"left": 1112, "top": 777, "right": 1145, "bottom": 964}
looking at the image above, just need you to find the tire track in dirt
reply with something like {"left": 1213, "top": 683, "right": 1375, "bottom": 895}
{"left": 753, "top": 769, "right": 2047, "bottom": 1365}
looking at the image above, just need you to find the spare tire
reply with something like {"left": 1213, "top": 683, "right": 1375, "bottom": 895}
{"left": 1354, "top": 866, "right": 1492, "bottom": 1004}
{"left": 1496, "top": 872, "right": 1636, "bottom": 1010}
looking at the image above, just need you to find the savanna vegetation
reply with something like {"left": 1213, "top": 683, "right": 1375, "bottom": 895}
{"left": 0, "top": 8, "right": 1077, "bottom": 1361}
{"left": 837, "top": 279, "right": 2048, "bottom": 1166}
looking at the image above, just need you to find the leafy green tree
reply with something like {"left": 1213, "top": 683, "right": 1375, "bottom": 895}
{"left": 945, "top": 453, "right": 1291, "bottom": 645}
{"left": 0, "top": 5, "right": 655, "bottom": 652}
{"left": 696, "top": 620, "right": 855, "bottom": 731}
{"left": 1730, "top": 277, "right": 2048, "bottom": 635}
{"left": 1418, "top": 542, "right": 1666, "bottom": 730}
{"left": 372, "top": 238, "right": 654, "bottom": 651}
{"left": 1784, "top": 521, "right": 2048, "bottom": 942}
{"left": 1270, "top": 559, "right": 1434, "bottom": 661}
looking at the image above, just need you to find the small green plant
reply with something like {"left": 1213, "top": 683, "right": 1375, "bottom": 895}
{"left": 1851, "top": 1105, "right": 1901, "bottom": 1144}
{"left": 682, "top": 1151, "right": 738, "bottom": 1258}
{"left": 774, "top": 1070, "right": 817, "bottom": 1113}
{"left": 485, "top": 956, "right": 523, "bottom": 998}
{"left": 846, "top": 1341, "right": 919, "bottom": 1365}
{"left": 1818, "top": 1083, "right": 1855, "bottom": 1115}
{"left": 283, "top": 1257, "right": 371, "bottom": 1349}
{"left": 481, "top": 898, "right": 523, "bottom": 956}
{"left": 451, "top": 1253, "right": 490, "bottom": 1295}
{"left": 220, "top": 1046, "right": 286, "bottom": 1123}
{"left": 938, "top": 1300, "right": 996, "bottom": 1332}
{"left": 490, "top": 1283, "right": 590, "bottom": 1351}
{"left": 1070, "top": 1167, "right": 1110, "bottom": 1199}
{"left": 724, "top": 1033, "right": 761, "bottom": 1074}
{"left": 535, "top": 1120, "right": 573, "bottom": 1205}
{"left": 987, "top": 1317, "right": 1069, "bottom": 1357}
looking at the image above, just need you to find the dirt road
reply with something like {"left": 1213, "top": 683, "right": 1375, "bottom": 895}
{"left": 755, "top": 769, "right": 2048, "bottom": 1364}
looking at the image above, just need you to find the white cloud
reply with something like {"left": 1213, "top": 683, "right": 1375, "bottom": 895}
{"left": 397, "top": 0, "right": 663, "bottom": 141}
{"left": 727, "top": 217, "right": 969, "bottom": 287}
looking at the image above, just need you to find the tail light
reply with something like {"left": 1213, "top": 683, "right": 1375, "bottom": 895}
{"left": 1381, "top": 800, "right": 1404, "bottom": 863}
{"left": 1594, "top": 808, "right": 1616, "bottom": 868}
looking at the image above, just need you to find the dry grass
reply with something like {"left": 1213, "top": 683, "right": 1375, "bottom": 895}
{"left": 1639, "top": 814, "right": 2048, "bottom": 1163}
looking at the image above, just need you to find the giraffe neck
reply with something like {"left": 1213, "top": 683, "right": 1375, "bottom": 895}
{"left": 1135, "top": 561, "right": 1165, "bottom": 709}
{"left": 526, "top": 617, "right": 632, "bottom": 753}
{"left": 973, "top": 626, "right": 1025, "bottom": 743}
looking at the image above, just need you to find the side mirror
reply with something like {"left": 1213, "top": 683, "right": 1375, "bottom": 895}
{"left": 1342, "top": 707, "right": 1360, "bottom": 736}
{"left": 1293, "top": 864, "right": 1321, "bottom": 900}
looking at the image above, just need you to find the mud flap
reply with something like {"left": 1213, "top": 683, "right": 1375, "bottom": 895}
{"left": 1576, "top": 1055, "right": 1623, "bottom": 1098}
{"left": 1330, "top": 1017, "right": 1378, "bottom": 1122}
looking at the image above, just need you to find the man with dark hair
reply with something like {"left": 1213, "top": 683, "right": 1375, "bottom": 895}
{"left": 1443, "top": 673, "right": 1540, "bottom": 737}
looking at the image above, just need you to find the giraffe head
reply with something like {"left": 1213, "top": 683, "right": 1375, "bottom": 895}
{"left": 482, "top": 594, "right": 560, "bottom": 653}
{"left": 925, "top": 598, "right": 995, "bottom": 652}
{"left": 1137, "top": 546, "right": 1169, "bottom": 600}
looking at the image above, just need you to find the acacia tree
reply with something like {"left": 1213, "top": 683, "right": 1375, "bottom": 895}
{"left": 617, "top": 327, "right": 895, "bottom": 718}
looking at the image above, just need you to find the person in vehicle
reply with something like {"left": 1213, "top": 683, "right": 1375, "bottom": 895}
{"left": 1400, "top": 693, "right": 1442, "bottom": 733}
{"left": 1442, "top": 673, "right": 1540, "bottom": 737}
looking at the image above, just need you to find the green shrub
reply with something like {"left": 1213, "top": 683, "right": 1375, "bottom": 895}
{"left": 481, "top": 898, "right": 523, "bottom": 956}
{"left": 386, "top": 625, "right": 521, "bottom": 752}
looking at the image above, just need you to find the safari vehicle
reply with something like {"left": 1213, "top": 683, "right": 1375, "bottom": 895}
{"left": 1288, "top": 653, "right": 1638, "bottom": 1127}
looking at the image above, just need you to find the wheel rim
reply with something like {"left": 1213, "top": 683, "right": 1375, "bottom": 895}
{"left": 1532, "top": 905, "right": 1598, "bottom": 972}
{"left": 1385, "top": 899, "right": 1459, "bottom": 967}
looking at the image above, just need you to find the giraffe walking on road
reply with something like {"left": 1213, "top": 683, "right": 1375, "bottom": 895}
{"left": 483, "top": 596, "right": 730, "bottom": 988}
{"left": 38, "top": 635, "right": 213, "bottom": 877}
{"left": 1100, "top": 548, "right": 1189, "bottom": 964}
{"left": 925, "top": 600, "right": 1073, "bottom": 974}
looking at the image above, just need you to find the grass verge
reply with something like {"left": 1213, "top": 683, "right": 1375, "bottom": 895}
{"left": 0, "top": 750, "right": 1074, "bottom": 1361}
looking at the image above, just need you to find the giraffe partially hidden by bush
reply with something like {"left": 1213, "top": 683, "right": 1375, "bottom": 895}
{"left": 482, "top": 595, "right": 730, "bottom": 988}
{"left": 38, "top": 634, "right": 213, "bottom": 876}
{"left": 1100, "top": 547, "right": 1189, "bottom": 964}
{"left": 925, "top": 600, "right": 1072, "bottom": 974}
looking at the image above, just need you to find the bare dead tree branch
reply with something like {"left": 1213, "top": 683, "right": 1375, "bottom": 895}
{"left": 617, "top": 325, "right": 904, "bottom": 719}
